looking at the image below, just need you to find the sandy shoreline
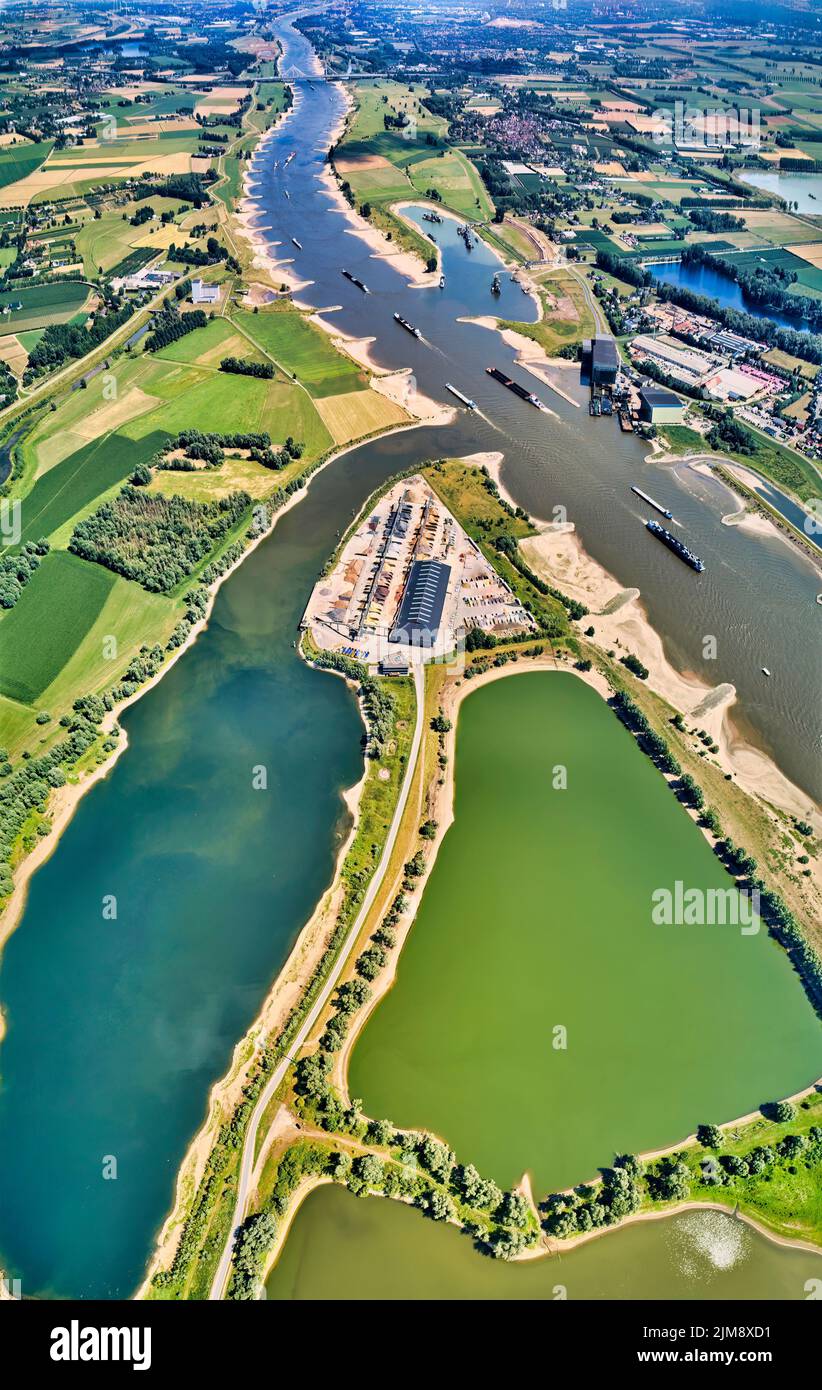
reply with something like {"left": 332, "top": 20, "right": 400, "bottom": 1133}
{"left": 470, "top": 446, "right": 819, "bottom": 825}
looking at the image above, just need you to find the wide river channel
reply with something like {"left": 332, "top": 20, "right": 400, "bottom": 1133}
{"left": 0, "top": 14, "right": 819, "bottom": 1300}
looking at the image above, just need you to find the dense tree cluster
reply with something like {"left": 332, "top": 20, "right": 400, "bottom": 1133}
{"left": 154, "top": 429, "right": 274, "bottom": 472}
{"left": 24, "top": 300, "right": 134, "bottom": 382}
{"left": 219, "top": 356, "right": 275, "bottom": 379}
{"left": 705, "top": 407, "right": 757, "bottom": 457}
{"left": 144, "top": 304, "right": 208, "bottom": 352}
{"left": 0, "top": 537, "right": 49, "bottom": 609}
{"left": 168, "top": 236, "right": 228, "bottom": 268}
{"left": 0, "top": 359, "right": 18, "bottom": 407}
{"left": 134, "top": 172, "right": 213, "bottom": 208}
{"left": 250, "top": 435, "right": 303, "bottom": 471}
{"left": 544, "top": 1155, "right": 643, "bottom": 1238}
{"left": 69, "top": 485, "right": 251, "bottom": 592}
{"left": 687, "top": 207, "right": 744, "bottom": 233}
{"left": 620, "top": 652, "right": 649, "bottom": 680}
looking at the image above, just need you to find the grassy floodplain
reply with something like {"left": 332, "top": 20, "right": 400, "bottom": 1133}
{"left": 349, "top": 671, "right": 820, "bottom": 1194}
{"left": 334, "top": 80, "right": 493, "bottom": 263}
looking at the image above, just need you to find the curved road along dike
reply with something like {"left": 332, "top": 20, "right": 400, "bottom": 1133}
{"left": 209, "top": 657, "right": 426, "bottom": 1300}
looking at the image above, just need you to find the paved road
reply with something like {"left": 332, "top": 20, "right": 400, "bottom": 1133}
{"left": 209, "top": 656, "right": 426, "bottom": 1299}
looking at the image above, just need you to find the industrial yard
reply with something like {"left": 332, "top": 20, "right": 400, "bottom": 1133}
{"left": 302, "top": 474, "right": 535, "bottom": 667}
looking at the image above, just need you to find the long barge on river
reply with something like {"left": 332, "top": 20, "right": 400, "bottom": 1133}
{"left": 645, "top": 519, "right": 704, "bottom": 572}
{"left": 446, "top": 382, "right": 476, "bottom": 410}
{"left": 486, "top": 366, "right": 546, "bottom": 411}
{"left": 631, "top": 484, "right": 672, "bottom": 519}
{"left": 342, "top": 269, "right": 369, "bottom": 293}
{"left": 394, "top": 312, "right": 421, "bottom": 338}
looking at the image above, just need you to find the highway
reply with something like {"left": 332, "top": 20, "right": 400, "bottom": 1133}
{"left": 209, "top": 655, "right": 426, "bottom": 1299}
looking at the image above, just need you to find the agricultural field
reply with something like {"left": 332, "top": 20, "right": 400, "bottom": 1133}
{"left": 15, "top": 430, "right": 170, "bottom": 549}
{"left": 313, "top": 387, "right": 409, "bottom": 444}
{"left": 0, "top": 128, "right": 204, "bottom": 208}
{"left": 233, "top": 306, "right": 367, "bottom": 396}
{"left": 0, "top": 280, "right": 91, "bottom": 333}
{"left": 0, "top": 139, "right": 54, "bottom": 192}
{"left": 0, "top": 549, "right": 177, "bottom": 728}
{"left": 335, "top": 80, "right": 493, "bottom": 248}
{"left": 0, "top": 549, "right": 117, "bottom": 703}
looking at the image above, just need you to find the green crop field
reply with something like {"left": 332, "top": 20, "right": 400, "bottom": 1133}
{"left": 0, "top": 139, "right": 53, "bottom": 191}
{"left": 233, "top": 308, "right": 366, "bottom": 396}
{"left": 124, "top": 368, "right": 333, "bottom": 459}
{"left": 10, "top": 430, "right": 170, "bottom": 548}
{"left": 338, "top": 80, "right": 493, "bottom": 225}
{"left": 0, "top": 550, "right": 115, "bottom": 703}
{"left": 109, "top": 246, "right": 158, "bottom": 278}
{"left": 49, "top": 133, "right": 200, "bottom": 165}
{"left": 213, "top": 155, "right": 242, "bottom": 210}
{"left": 0, "top": 280, "right": 91, "bottom": 332}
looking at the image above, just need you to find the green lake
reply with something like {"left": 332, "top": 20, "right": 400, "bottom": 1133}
{"left": 350, "top": 672, "right": 820, "bottom": 1195}
{"left": 265, "top": 1183, "right": 822, "bottom": 1301}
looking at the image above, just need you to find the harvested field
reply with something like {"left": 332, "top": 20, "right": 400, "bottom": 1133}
{"left": 313, "top": 388, "right": 409, "bottom": 444}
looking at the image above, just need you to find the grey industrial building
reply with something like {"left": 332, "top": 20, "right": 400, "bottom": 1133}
{"left": 638, "top": 385, "right": 685, "bottom": 425}
{"left": 582, "top": 334, "right": 619, "bottom": 386}
{"left": 390, "top": 559, "right": 451, "bottom": 646}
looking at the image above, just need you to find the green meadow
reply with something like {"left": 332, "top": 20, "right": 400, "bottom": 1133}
{"left": 0, "top": 280, "right": 91, "bottom": 333}
{"left": 0, "top": 551, "right": 115, "bottom": 703}
{"left": 336, "top": 80, "right": 493, "bottom": 245}
{"left": 233, "top": 308, "right": 366, "bottom": 396}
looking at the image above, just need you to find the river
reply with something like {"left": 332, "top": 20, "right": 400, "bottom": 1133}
{"left": 0, "top": 13, "right": 818, "bottom": 1301}
{"left": 243, "top": 19, "right": 821, "bottom": 802}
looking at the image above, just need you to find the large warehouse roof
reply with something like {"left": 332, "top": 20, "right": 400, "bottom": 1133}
{"left": 390, "top": 559, "right": 451, "bottom": 645}
{"left": 591, "top": 334, "right": 619, "bottom": 372}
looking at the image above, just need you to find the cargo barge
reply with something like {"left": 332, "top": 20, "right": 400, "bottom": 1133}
{"left": 445, "top": 382, "right": 476, "bottom": 410}
{"left": 394, "top": 312, "right": 421, "bottom": 339}
{"left": 645, "top": 519, "right": 704, "bottom": 572}
{"left": 631, "top": 485, "right": 672, "bottom": 520}
{"left": 342, "top": 269, "right": 369, "bottom": 293}
{"left": 486, "top": 366, "right": 546, "bottom": 410}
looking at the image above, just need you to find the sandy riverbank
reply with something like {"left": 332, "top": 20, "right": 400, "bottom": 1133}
{"left": 521, "top": 521, "right": 817, "bottom": 824}
{"left": 316, "top": 165, "right": 442, "bottom": 289}
{"left": 469, "top": 446, "right": 820, "bottom": 825}
{"left": 306, "top": 310, "right": 455, "bottom": 424}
